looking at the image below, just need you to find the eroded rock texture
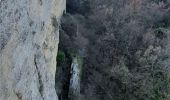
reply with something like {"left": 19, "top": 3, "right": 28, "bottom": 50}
{"left": 0, "top": 0, "right": 65, "bottom": 100}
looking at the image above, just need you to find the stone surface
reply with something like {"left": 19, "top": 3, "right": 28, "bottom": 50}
{"left": 0, "top": 0, "right": 65, "bottom": 100}
{"left": 69, "top": 56, "right": 82, "bottom": 100}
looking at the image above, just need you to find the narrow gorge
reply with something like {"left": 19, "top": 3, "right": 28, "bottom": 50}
{"left": 1, "top": 0, "right": 170, "bottom": 100}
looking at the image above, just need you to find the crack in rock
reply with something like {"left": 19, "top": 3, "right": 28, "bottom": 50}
{"left": 34, "top": 55, "right": 44, "bottom": 100}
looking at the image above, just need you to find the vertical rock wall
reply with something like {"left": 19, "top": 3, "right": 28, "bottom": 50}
{"left": 0, "top": 0, "right": 65, "bottom": 100}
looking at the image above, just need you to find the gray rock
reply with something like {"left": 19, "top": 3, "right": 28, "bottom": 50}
{"left": 69, "top": 57, "right": 82, "bottom": 100}
{"left": 0, "top": 0, "right": 65, "bottom": 100}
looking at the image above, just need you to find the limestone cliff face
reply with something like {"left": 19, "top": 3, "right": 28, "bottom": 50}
{"left": 0, "top": 0, "right": 65, "bottom": 100}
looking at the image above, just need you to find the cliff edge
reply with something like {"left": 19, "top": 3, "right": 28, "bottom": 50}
{"left": 0, "top": 0, "right": 65, "bottom": 100}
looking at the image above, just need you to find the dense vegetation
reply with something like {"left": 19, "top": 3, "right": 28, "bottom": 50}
{"left": 57, "top": 0, "right": 170, "bottom": 100}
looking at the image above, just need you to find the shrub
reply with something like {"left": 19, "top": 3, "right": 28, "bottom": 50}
{"left": 154, "top": 28, "right": 168, "bottom": 39}
{"left": 57, "top": 51, "right": 65, "bottom": 62}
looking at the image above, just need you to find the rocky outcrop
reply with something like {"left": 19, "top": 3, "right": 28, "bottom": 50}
{"left": 69, "top": 56, "right": 82, "bottom": 100}
{"left": 0, "top": 0, "right": 65, "bottom": 100}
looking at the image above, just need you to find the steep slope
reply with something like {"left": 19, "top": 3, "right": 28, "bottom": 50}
{"left": 0, "top": 0, "right": 65, "bottom": 100}
{"left": 59, "top": 0, "right": 170, "bottom": 100}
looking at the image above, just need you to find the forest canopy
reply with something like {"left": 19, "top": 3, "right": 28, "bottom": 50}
{"left": 57, "top": 0, "right": 170, "bottom": 100}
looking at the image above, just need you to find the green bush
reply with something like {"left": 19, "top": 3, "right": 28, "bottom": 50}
{"left": 154, "top": 28, "right": 168, "bottom": 39}
{"left": 57, "top": 51, "right": 65, "bottom": 62}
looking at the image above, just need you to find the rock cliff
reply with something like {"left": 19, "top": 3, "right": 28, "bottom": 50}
{"left": 0, "top": 0, "right": 65, "bottom": 100}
